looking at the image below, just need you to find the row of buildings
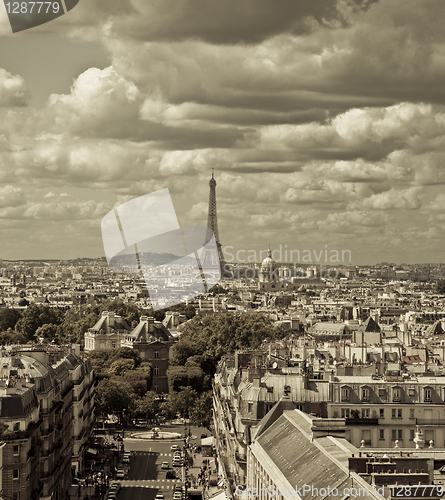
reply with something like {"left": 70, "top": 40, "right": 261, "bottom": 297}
{"left": 212, "top": 340, "right": 445, "bottom": 499}
{"left": 0, "top": 344, "right": 95, "bottom": 500}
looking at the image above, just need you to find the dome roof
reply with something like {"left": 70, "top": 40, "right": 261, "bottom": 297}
{"left": 261, "top": 248, "right": 276, "bottom": 268}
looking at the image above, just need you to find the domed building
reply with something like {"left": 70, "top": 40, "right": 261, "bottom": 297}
{"left": 259, "top": 248, "right": 278, "bottom": 283}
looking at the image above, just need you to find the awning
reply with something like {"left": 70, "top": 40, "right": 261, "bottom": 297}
{"left": 86, "top": 448, "right": 98, "bottom": 455}
{"left": 201, "top": 436, "right": 214, "bottom": 446}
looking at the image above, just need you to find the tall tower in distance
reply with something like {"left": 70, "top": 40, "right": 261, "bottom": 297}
{"left": 204, "top": 169, "right": 227, "bottom": 276}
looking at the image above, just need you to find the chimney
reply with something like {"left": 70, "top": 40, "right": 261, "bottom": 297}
{"left": 253, "top": 376, "right": 261, "bottom": 388}
{"left": 147, "top": 317, "right": 155, "bottom": 333}
{"left": 108, "top": 312, "right": 115, "bottom": 327}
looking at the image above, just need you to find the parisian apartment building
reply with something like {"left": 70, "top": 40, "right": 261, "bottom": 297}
{"left": 213, "top": 341, "right": 445, "bottom": 491}
{"left": 0, "top": 344, "right": 95, "bottom": 500}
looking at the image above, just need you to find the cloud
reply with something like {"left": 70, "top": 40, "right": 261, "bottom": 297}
{"left": 350, "top": 187, "right": 424, "bottom": 210}
{"left": 23, "top": 199, "right": 110, "bottom": 221}
{"left": 0, "top": 185, "right": 25, "bottom": 208}
{"left": 0, "top": 68, "right": 31, "bottom": 107}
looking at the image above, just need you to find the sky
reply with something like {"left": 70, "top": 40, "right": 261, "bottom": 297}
{"left": 0, "top": 0, "right": 444, "bottom": 265}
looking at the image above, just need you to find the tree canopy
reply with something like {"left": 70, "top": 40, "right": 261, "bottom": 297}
{"left": 171, "top": 312, "right": 288, "bottom": 374}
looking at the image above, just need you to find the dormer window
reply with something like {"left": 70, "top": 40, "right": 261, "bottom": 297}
{"left": 424, "top": 388, "right": 432, "bottom": 402}
{"left": 361, "top": 387, "right": 370, "bottom": 402}
{"left": 341, "top": 387, "right": 350, "bottom": 402}
{"left": 393, "top": 388, "right": 401, "bottom": 402}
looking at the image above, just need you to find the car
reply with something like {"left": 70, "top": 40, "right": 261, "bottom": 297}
{"left": 107, "top": 493, "right": 117, "bottom": 500}
{"left": 173, "top": 493, "right": 182, "bottom": 500}
{"left": 171, "top": 444, "right": 180, "bottom": 451}
{"left": 209, "top": 479, "right": 218, "bottom": 487}
{"left": 166, "top": 470, "right": 176, "bottom": 479}
{"left": 173, "top": 485, "right": 183, "bottom": 492}
{"left": 122, "top": 456, "right": 130, "bottom": 464}
{"left": 110, "top": 482, "right": 121, "bottom": 491}
{"left": 155, "top": 495, "right": 164, "bottom": 500}
{"left": 161, "top": 462, "right": 170, "bottom": 469}
{"left": 116, "top": 469, "right": 125, "bottom": 479}
{"left": 200, "top": 433, "right": 207, "bottom": 438}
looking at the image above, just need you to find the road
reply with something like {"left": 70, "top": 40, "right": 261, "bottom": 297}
{"left": 115, "top": 423, "right": 210, "bottom": 500}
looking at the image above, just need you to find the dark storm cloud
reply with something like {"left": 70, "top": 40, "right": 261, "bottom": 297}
{"left": 111, "top": 0, "right": 375, "bottom": 44}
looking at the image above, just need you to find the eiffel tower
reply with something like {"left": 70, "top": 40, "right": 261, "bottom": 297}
{"left": 202, "top": 170, "right": 228, "bottom": 277}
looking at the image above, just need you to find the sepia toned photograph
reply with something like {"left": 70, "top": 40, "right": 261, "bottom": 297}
{"left": 0, "top": 1, "right": 445, "bottom": 500}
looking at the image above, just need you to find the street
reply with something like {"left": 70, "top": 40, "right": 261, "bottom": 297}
{"left": 114, "top": 423, "right": 211, "bottom": 500}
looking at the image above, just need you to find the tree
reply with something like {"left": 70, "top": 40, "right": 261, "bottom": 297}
{"left": 189, "top": 393, "right": 213, "bottom": 429}
{"left": 437, "top": 281, "right": 445, "bottom": 294}
{"left": 0, "top": 309, "right": 22, "bottom": 331}
{"left": 107, "top": 358, "right": 135, "bottom": 377}
{"left": 95, "top": 379, "right": 137, "bottom": 420}
{"left": 170, "top": 339, "right": 204, "bottom": 366}
{"left": 35, "top": 323, "right": 59, "bottom": 342}
{"left": 136, "top": 391, "right": 159, "bottom": 419}
{"left": 169, "top": 387, "right": 198, "bottom": 418}
{"left": 173, "top": 313, "right": 288, "bottom": 376}
{"left": 15, "top": 305, "right": 64, "bottom": 342}
{"left": 167, "top": 366, "right": 204, "bottom": 393}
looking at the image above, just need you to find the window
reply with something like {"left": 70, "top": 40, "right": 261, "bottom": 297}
{"left": 13, "top": 422, "right": 19, "bottom": 431}
{"left": 361, "top": 388, "right": 370, "bottom": 402}
{"left": 13, "top": 493, "right": 19, "bottom": 500}
{"left": 341, "top": 408, "right": 350, "bottom": 418}
{"left": 248, "top": 403, "right": 253, "bottom": 413}
{"left": 424, "top": 388, "right": 432, "bottom": 402}
{"left": 425, "top": 430, "right": 433, "bottom": 444}
{"left": 154, "top": 350, "right": 159, "bottom": 359}
{"left": 362, "top": 408, "right": 370, "bottom": 418}
{"left": 410, "top": 429, "right": 415, "bottom": 441}
{"left": 410, "top": 409, "right": 415, "bottom": 419}
{"left": 379, "top": 429, "right": 385, "bottom": 440}
{"left": 13, "top": 469, "right": 19, "bottom": 479}
{"left": 154, "top": 384, "right": 159, "bottom": 392}
{"left": 13, "top": 445, "right": 19, "bottom": 456}
{"left": 154, "top": 366, "right": 159, "bottom": 376}
{"left": 408, "top": 388, "right": 415, "bottom": 397}
{"left": 391, "top": 430, "right": 403, "bottom": 441}
{"left": 266, "top": 387, "right": 273, "bottom": 393}
{"left": 111, "top": 340, "right": 116, "bottom": 348}
{"left": 378, "top": 388, "right": 386, "bottom": 398}
{"left": 393, "top": 388, "right": 401, "bottom": 402}
{"left": 341, "top": 388, "right": 350, "bottom": 402}
{"left": 379, "top": 409, "right": 384, "bottom": 418}
{"left": 392, "top": 409, "right": 402, "bottom": 419}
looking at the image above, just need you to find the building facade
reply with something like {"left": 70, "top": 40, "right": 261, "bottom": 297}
{"left": 0, "top": 344, "right": 95, "bottom": 500}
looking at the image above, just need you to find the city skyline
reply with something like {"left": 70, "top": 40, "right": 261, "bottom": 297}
{"left": 0, "top": 1, "right": 445, "bottom": 264}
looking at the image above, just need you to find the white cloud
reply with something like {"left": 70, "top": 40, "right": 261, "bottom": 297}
{"left": 0, "top": 68, "right": 31, "bottom": 107}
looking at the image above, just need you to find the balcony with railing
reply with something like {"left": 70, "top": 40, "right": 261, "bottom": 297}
{"left": 345, "top": 418, "right": 379, "bottom": 426}
{"left": 416, "top": 419, "right": 445, "bottom": 426}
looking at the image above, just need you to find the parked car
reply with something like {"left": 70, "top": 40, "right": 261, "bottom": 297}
{"left": 173, "top": 493, "right": 182, "bottom": 500}
{"left": 155, "top": 495, "right": 164, "bottom": 500}
{"left": 135, "top": 420, "right": 148, "bottom": 427}
{"left": 200, "top": 433, "right": 207, "bottom": 438}
{"left": 161, "top": 462, "right": 170, "bottom": 469}
{"left": 209, "top": 479, "right": 218, "bottom": 487}
{"left": 116, "top": 469, "right": 125, "bottom": 479}
{"left": 171, "top": 444, "right": 180, "bottom": 451}
{"left": 174, "top": 485, "right": 183, "bottom": 492}
{"left": 122, "top": 455, "right": 131, "bottom": 464}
